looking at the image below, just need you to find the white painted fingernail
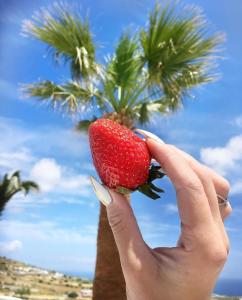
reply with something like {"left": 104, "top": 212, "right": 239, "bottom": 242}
{"left": 135, "top": 129, "right": 165, "bottom": 144}
{"left": 90, "top": 176, "right": 112, "bottom": 206}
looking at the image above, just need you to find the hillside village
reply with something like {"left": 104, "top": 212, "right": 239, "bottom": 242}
{"left": 0, "top": 256, "right": 241, "bottom": 300}
{"left": 0, "top": 257, "right": 92, "bottom": 300}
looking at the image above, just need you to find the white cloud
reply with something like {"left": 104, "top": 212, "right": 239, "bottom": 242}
{"left": 29, "top": 158, "right": 93, "bottom": 198}
{"left": 0, "top": 116, "right": 94, "bottom": 212}
{"left": 200, "top": 135, "right": 242, "bottom": 200}
{"left": 0, "top": 240, "right": 23, "bottom": 253}
{"left": 57, "top": 173, "right": 92, "bottom": 198}
{"left": 30, "top": 158, "right": 62, "bottom": 192}
{"left": 200, "top": 135, "right": 242, "bottom": 176}
{"left": 61, "top": 174, "right": 89, "bottom": 190}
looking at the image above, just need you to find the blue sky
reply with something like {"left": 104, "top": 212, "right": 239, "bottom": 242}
{"left": 0, "top": 0, "right": 242, "bottom": 280}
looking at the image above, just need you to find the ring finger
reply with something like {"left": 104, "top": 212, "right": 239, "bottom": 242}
{"left": 202, "top": 165, "right": 232, "bottom": 221}
{"left": 169, "top": 146, "right": 231, "bottom": 221}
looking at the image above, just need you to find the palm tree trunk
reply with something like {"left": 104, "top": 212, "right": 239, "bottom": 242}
{"left": 93, "top": 203, "right": 126, "bottom": 300}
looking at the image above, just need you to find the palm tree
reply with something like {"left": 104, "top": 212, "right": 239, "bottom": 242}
{"left": 0, "top": 171, "right": 39, "bottom": 215}
{"left": 21, "top": 2, "right": 223, "bottom": 299}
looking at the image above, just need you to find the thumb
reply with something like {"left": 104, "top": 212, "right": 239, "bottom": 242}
{"left": 90, "top": 176, "right": 147, "bottom": 271}
{"left": 107, "top": 189, "right": 144, "bottom": 254}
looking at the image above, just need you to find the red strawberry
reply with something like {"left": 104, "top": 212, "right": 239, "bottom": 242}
{"left": 88, "top": 118, "right": 165, "bottom": 199}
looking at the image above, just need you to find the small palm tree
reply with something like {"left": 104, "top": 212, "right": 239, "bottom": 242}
{"left": 0, "top": 171, "right": 39, "bottom": 215}
{"left": 21, "top": 2, "right": 223, "bottom": 299}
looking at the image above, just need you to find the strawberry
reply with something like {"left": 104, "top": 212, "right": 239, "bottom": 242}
{"left": 88, "top": 118, "right": 165, "bottom": 199}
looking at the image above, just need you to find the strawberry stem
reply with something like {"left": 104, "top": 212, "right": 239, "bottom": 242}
{"left": 115, "top": 164, "right": 166, "bottom": 200}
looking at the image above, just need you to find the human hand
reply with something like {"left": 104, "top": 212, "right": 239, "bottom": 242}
{"left": 90, "top": 130, "right": 231, "bottom": 300}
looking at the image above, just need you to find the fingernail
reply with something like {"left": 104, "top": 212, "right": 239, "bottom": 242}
{"left": 135, "top": 129, "right": 165, "bottom": 144}
{"left": 90, "top": 176, "right": 112, "bottom": 206}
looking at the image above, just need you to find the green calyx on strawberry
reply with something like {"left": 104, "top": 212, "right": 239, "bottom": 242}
{"left": 88, "top": 118, "right": 165, "bottom": 199}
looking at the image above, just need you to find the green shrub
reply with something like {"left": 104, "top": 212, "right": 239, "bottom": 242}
{"left": 15, "top": 287, "right": 31, "bottom": 295}
{"left": 68, "top": 291, "right": 78, "bottom": 298}
{"left": 15, "top": 287, "right": 31, "bottom": 299}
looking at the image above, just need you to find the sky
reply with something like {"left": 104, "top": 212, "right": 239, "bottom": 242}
{"left": 0, "top": 0, "right": 242, "bottom": 280}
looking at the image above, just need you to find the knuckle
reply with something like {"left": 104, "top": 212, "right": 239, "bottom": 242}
{"left": 189, "top": 226, "right": 229, "bottom": 266}
{"left": 177, "top": 178, "right": 204, "bottom": 195}
{"left": 220, "top": 178, "right": 230, "bottom": 194}
{"left": 204, "top": 245, "right": 228, "bottom": 266}
{"left": 210, "top": 249, "right": 228, "bottom": 266}
{"left": 204, "top": 166, "right": 231, "bottom": 195}
{"left": 108, "top": 210, "right": 128, "bottom": 234}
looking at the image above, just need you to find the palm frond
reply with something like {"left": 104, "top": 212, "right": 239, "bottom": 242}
{"left": 0, "top": 171, "right": 39, "bottom": 215}
{"left": 107, "top": 33, "right": 141, "bottom": 88}
{"left": 75, "top": 117, "right": 97, "bottom": 132}
{"left": 140, "top": 2, "right": 223, "bottom": 107}
{"left": 22, "top": 2, "right": 100, "bottom": 79}
{"left": 22, "top": 80, "right": 104, "bottom": 113}
{"left": 132, "top": 97, "right": 166, "bottom": 125}
{"left": 21, "top": 181, "right": 39, "bottom": 195}
{"left": 103, "top": 32, "right": 144, "bottom": 111}
{"left": 21, "top": 1, "right": 225, "bottom": 129}
{"left": 138, "top": 103, "right": 149, "bottom": 124}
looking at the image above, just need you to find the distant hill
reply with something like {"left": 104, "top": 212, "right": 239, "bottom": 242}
{"left": 0, "top": 256, "right": 240, "bottom": 300}
{"left": 0, "top": 256, "right": 92, "bottom": 300}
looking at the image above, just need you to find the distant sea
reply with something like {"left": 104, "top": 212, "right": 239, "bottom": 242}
{"left": 62, "top": 271, "right": 94, "bottom": 280}
{"left": 63, "top": 272, "right": 242, "bottom": 297}
{"left": 214, "top": 279, "right": 242, "bottom": 297}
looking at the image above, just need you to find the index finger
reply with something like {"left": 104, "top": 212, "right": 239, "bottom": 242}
{"left": 146, "top": 138, "right": 213, "bottom": 228}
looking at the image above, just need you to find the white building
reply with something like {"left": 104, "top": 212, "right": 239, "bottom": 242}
{"left": 52, "top": 272, "right": 64, "bottom": 278}
{"left": 81, "top": 289, "right": 93, "bottom": 297}
{"left": 14, "top": 266, "right": 49, "bottom": 275}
